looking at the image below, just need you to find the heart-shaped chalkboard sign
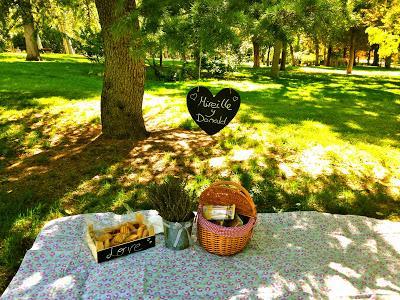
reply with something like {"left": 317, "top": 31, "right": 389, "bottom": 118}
{"left": 186, "top": 87, "right": 240, "bottom": 135}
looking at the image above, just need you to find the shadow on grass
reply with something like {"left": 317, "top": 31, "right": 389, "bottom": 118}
{"left": 0, "top": 124, "right": 217, "bottom": 291}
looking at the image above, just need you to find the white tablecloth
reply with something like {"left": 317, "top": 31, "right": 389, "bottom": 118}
{"left": 2, "top": 211, "right": 400, "bottom": 299}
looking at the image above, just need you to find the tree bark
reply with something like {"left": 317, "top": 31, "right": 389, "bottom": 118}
{"left": 289, "top": 44, "right": 295, "bottom": 66}
{"left": 385, "top": 55, "right": 392, "bottom": 68}
{"left": 62, "top": 37, "right": 74, "bottom": 54}
{"left": 261, "top": 49, "right": 265, "bottom": 64}
{"left": 271, "top": 40, "right": 282, "bottom": 78}
{"left": 367, "top": 47, "right": 371, "bottom": 65}
{"left": 280, "top": 41, "right": 287, "bottom": 70}
{"left": 159, "top": 48, "right": 163, "bottom": 67}
{"left": 37, "top": 33, "right": 43, "bottom": 51}
{"left": 252, "top": 39, "right": 260, "bottom": 68}
{"left": 23, "top": 24, "right": 40, "bottom": 61}
{"left": 372, "top": 44, "right": 379, "bottom": 66}
{"left": 314, "top": 39, "right": 320, "bottom": 66}
{"left": 266, "top": 46, "right": 271, "bottom": 66}
{"left": 353, "top": 49, "right": 357, "bottom": 66}
{"left": 95, "top": 0, "right": 148, "bottom": 139}
{"left": 21, "top": 1, "right": 40, "bottom": 61}
{"left": 326, "top": 45, "right": 332, "bottom": 66}
{"left": 59, "top": 18, "right": 74, "bottom": 55}
{"left": 346, "top": 29, "right": 356, "bottom": 74}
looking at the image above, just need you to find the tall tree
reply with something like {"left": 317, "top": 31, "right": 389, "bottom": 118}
{"left": 271, "top": 40, "right": 282, "bottom": 77}
{"left": 162, "top": 0, "right": 239, "bottom": 77}
{"left": 296, "top": 0, "right": 345, "bottom": 67}
{"left": 371, "top": 44, "right": 379, "bottom": 66}
{"left": 252, "top": 37, "right": 261, "bottom": 68}
{"left": 346, "top": 28, "right": 356, "bottom": 74}
{"left": 21, "top": 0, "right": 40, "bottom": 60}
{"left": 59, "top": 14, "right": 74, "bottom": 54}
{"left": 314, "top": 37, "right": 320, "bottom": 65}
{"left": 289, "top": 43, "right": 296, "bottom": 66}
{"left": 2, "top": 0, "right": 42, "bottom": 60}
{"left": 94, "top": 0, "right": 148, "bottom": 139}
{"left": 325, "top": 44, "right": 332, "bottom": 66}
{"left": 343, "top": 0, "right": 373, "bottom": 74}
{"left": 364, "top": 0, "right": 400, "bottom": 68}
{"left": 266, "top": 45, "right": 271, "bottom": 66}
{"left": 366, "top": 26, "right": 399, "bottom": 68}
{"left": 257, "top": 0, "right": 297, "bottom": 78}
{"left": 240, "top": 0, "right": 266, "bottom": 69}
{"left": 280, "top": 40, "right": 287, "bottom": 70}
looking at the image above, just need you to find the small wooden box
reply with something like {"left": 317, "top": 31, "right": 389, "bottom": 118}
{"left": 86, "top": 213, "right": 156, "bottom": 263}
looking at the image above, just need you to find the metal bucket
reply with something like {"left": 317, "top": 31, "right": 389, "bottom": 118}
{"left": 163, "top": 217, "right": 194, "bottom": 250}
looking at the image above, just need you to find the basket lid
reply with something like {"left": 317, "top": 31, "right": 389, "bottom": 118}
{"left": 199, "top": 181, "right": 257, "bottom": 218}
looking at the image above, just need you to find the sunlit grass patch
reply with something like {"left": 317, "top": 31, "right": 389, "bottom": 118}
{"left": 0, "top": 98, "right": 100, "bottom": 166}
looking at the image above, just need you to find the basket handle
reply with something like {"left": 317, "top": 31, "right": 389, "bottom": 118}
{"left": 207, "top": 181, "right": 256, "bottom": 217}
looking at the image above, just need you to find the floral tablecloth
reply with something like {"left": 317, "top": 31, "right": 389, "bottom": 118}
{"left": 2, "top": 211, "right": 400, "bottom": 299}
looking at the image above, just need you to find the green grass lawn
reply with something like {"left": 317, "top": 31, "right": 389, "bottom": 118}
{"left": 0, "top": 53, "right": 399, "bottom": 291}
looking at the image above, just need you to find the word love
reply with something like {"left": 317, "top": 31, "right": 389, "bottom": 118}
{"left": 105, "top": 242, "right": 142, "bottom": 259}
{"left": 97, "top": 236, "right": 155, "bottom": 263}
{"left": 187, "top": 86, "right": 240, "bottom": 135}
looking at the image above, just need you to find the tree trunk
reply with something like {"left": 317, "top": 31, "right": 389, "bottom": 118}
{"left": 23, "top": 24, "right": 40, "bottom": 61}
{"left": 252, "top": 39, "right": 260, "bottom": 68}
{"left": 61, "top": 35, "right": 74, "bottom": 54}
{"left": 266, "top": 46, "right": 271, "bottom": 66}
{"left": 59, "top": 18, "right": 74, "bottom": 55}
{"left": 37, "top": 33, "right": 43, "bottom": 51}
{"left": 95, "top": 0, "right": 148, "bottom": 139}
{"left": 315, "top": 39, "right": 320, "bottom": 66}
{"left": 261, "top": 49, "right": 265, "bottom": 64}
{"left": 326, "top": 45, "right": 332, "bottom": 66}
{"left": 346, "top": 29, "right": 356, "bottom": 74}
{"left": 280, "top": 41, "right": 287, "bottom": 71}
{"left": 372, "top": 44, "right": 379, "bottom": 66}
{"left": 289, "top": 44, "right": 295, "bottom": 66}
{"left": 21, "top": 1, "right": 40, "bottom": 62}
{"left": 271, "top": 40, "right": 282, "bottom": 78}
{"left": 367, "top": 48, "right": 371, "bottom": 65}
{"left": 353, "top": 49, "right": 357, "bottom": 66}
{"left": 385, "top": 55, "right": 392, "bottom": 68}
{"left": 159, "top": 48, "right": 163, "bottom": 67}
{"left": 195, "top": 49, "right": 200, "bottom": 68}
{"left": 323, "top": 46, "right": 327, "bottom": 63}
{"left": 64, "top": 38, "right": 74, "bottom": 54}
{"left": 343, "top": 47, "right": 347, "bottom": 59}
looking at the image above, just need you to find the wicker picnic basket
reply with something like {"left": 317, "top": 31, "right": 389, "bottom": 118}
{"left": 197, "top": 181, "right": 257, "bottom": 256}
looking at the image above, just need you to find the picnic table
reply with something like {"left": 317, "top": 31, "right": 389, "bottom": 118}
{"left": 2, "top": 211, "right": 400, "bottom": 299}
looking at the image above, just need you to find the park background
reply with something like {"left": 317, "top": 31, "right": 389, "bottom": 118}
{"left": 0, "top": 0, "right": 399, "bottom": 293}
